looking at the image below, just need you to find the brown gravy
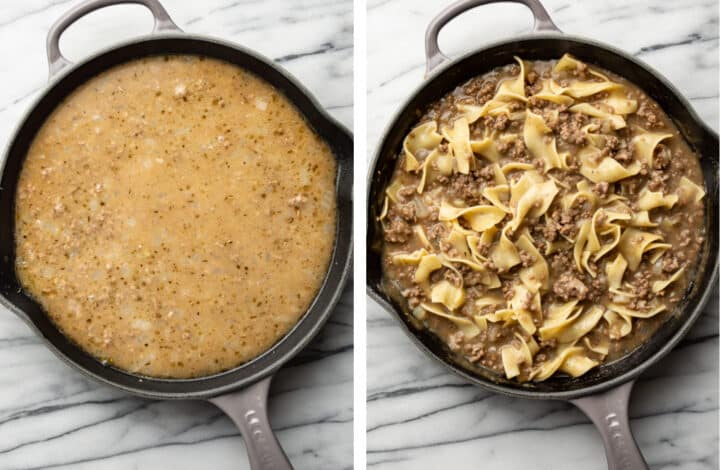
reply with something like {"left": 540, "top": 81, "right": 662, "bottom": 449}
{"left": 15, "top": 55, "right": 337, "bottom": 378}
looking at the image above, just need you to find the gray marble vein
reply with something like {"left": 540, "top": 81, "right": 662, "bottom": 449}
{"left": 0, "top": 1, "right": 353, "bottom": 469}
{"left": 367, "top": 0, "right": 718, "bottom": 469}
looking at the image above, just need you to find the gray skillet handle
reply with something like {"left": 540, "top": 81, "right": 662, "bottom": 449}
{"left": 46, "top": 0, "right": 181, "bottom": 77}
{"left": 425, "top": 0, "right": 561, "bottom": 75}
{"left": 210, "top": 376, "right": 293, "bottom": 470}
{"left": 571, "top": 380, "right": 649, "bottom": 470}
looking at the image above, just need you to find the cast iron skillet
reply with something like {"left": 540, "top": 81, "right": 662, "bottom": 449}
{"left": 366, "top": 0, "right": 718, "bottom": 468}
{"left": 0, "top": 1, "right": 352, "bottom": 469}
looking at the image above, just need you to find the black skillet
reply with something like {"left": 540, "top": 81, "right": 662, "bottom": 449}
{"left": 366, "top": 0, "right": 718, "bottom": 468}
{"left": 0, "top": 1, "right": 353, "bottom": 468}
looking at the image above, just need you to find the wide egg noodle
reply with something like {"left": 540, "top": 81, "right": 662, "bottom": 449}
{"left": 554, "top": 305, "right": 605, "bottom": 344}
{"left": 500, "top": 332, "right": 538, "bottom": 379}
{"left": 545, "top": 236, "right": 572, "bottom": 256}
{"left": 490, "top": 225, "right": 521, "bottom": 272}
{"left": 550, "top": 78, "right": 618, "bottom": 100}
{"left": 645, "top": 241, "right": 672, "bottom": 264}
{"left": 438, "top": 226, "right": 500, "bottom": 290}
{"left": 490, "top": 163, "right": 508, "bottom": 185}
{"left": 516, "top": 233, "right": 549, "bottom": 293}
{"left": 470, "top": 131, "right": 504, "bottom": 162}
{"left": 474, "top": 293, "right": 505, "bottom": 320}
{"left": 617, "top": 228, "right": 663, "bottom": 271}
{"left": 431, "top": 280, "right": 466, "bottom": 310}
{"left": 583, "top": 336, "right": 610, "bottom": 356}
{"left": 652, "top": 267, "right": 685, "bottom": 293}
{"left": 606, "top": 254, "right": 628, "bottom": 289}
{"left": 438, "top": 201, "right": 506, "bottom": 232}
{"left": 391, "top": 249, "right": 439, "bottom": 285}
{"left": 606, "top": 302, "right": 666, "bottom": 320}
{"left": 458, "top": 102, "right": 508, "bottom": 124}
{"left": 636, "top": 186, "right": 678, "bottom": 211}
{"left": 532, "top": 79, "right": 574, "bottom": 105}
{"left": 507, "top": 283, "right": 541, "bottom": 335}
{"left": 629, "top": 210, "right": 658, "bottom": 228}
{"left": 420, "top": 302, "right": 481, "bottom": 339}
{"left": 581, "top": 123, "right": 605, "bottom": 147}
{"left": 677, "top": 176, "right": 706, "bottom": 204}
{"left": 416, "top": 149, "right": 442, "bottom": 194}
{"left": 508, "top": 171, "right": 559, "bottom": 231}
{"left": 600, "top": 88, "right": 638, "bottom": 115}
{"left": 478, "top": 308, "right": 517, "bottom": 326}
{"left": 569, "top": 103, "right": 626, "bottom": 130}
{"left": 415, "top": 254, "right": 443, "bottom": 283}
{"left": 562, "top": 180, "right": 598, "bottom": 212}
{"left": 403, "top": 121, "right": 443, "bottom": 171}
{"left": 578, "top": 146, "right": 641, "bottom": 183}
{"left": 573, "top": 216, "right": 601, "bottom": 275}
{"left": 559, "top": 353, "right": 599, "bottom": 378}
{"left": 441, "top": 117, "right": 474, "bottom": 175}
{"left": 496, "top": 56, "right": 527, "bottom": 102}
{"left": 483, "top": 184, "right": 512, "bottom": 213}
{"left": 502, "top": 162, "right": 536, "bottom": 175}
{"left": 631, "top": 132, "right": 672, "bottom": 166}
{"left": 377, "top": 196, "right": 389, "bottom": 222}
{"left": 593, "top": 210, "right": 627, "bottom": 263}
{"left": 456, "top": 57, "right": 527, "bottom": 125}
{"left": 523, "top": 111, "right": 568, "bottom": 171}
{"left": 538, "top": 300, "right": 582, "bottom": 341}
{"left": 529, "top": 343, "right": 590, "bottom": 381}
{"left": 603, "top": 310, "right": 633, "bottom": 340}
{"left": 391, "top": 248, "right": 429, "bottom": 265}
{"left": 413, "top": 225, "right": 432, "bottom": 249}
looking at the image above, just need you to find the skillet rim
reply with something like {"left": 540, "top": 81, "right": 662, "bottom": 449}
{"left": 0, "top": 32, "right": 354, "bottom": 399}
{"left": 366, "top": 31, "right": 719, "bottom": 400}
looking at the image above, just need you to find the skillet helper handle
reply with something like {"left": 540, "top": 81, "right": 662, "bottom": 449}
{"left": 425, "top": 0, "right": 561, "bottom": 75}
{"left": 571, "top": 380, "right": 648, "bottom": 470}
{"left": 46, "top": 0, "right": 181, "bottom": 77}
{"left": 209, "top": 376, "right": 293, "bottom": 470}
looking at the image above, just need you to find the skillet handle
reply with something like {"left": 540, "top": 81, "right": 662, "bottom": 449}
{"left": 209, "top": 376, "right": 293, "bottom": 470}
{"left": 570, "top": 380, "right": 649, "bottom": 470}
{"left": 425, "top": 0, "right": 561, "bottom": 75}
{"left": 46, "top": 0, "right": 181, "bottom": 77}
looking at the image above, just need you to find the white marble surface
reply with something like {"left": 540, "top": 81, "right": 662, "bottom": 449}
{"left": 367, "top": 0, "right": 718, "bottom": 469}
{"left": 0, "top": 1, "right": 352, "bottom": 469}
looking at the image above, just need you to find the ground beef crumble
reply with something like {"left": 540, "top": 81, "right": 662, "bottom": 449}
{"left": 397, "top": 203, "right": 416, "bottom": 222}
{"left": 383, "top": 217, "right": 411, "bottom": 243}
{"left": 401, "top": 286, "right": 425, "bottom": 308}
{"left": 497, "top": 137, "right": 527, "bottom": 160}
{"left": 553, "top": 272, "right": 589, "bottom": 301}
{"left": 637, "top": 99, "right": 662, "bottom": 128}
{"left": 449, "top": 173, "right": 482, "bottom": 204}
{"left": 592, "top": 182, "right": 609, "bottom": 197}
{"left": 447, "top": 330, "right": 465, "bottom": 352}
{"left": 557, "top": 112, "right": 588, "bottom": 145}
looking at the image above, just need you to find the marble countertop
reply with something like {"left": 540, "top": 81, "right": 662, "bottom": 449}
{"left": 367, "top": 0, "right": 718, "bottom": 469}
{"left": 0, "top": 1, "right": 352, "bottom": 469}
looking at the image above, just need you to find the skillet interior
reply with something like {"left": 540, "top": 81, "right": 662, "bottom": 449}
{"left": 0, "top": 36, "right": 353, "bottom": 399}
{"left": 367, "top": 35, "right": 719, "bottom": 399}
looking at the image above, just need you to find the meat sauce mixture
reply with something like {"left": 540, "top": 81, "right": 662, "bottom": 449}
{"left": 16, "top": 55, "right": 337, "bottom": 378}
{"left": 380, "top": 55, "right": 706, "bottom": 382}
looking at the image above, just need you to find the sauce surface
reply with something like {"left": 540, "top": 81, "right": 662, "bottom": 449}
{"left": 15, "top": 55, "right": 337, "bottom": 378}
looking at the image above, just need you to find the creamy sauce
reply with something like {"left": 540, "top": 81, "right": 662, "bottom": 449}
{"left": 15, "top": 55, "right": 337, "bottom": 378}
